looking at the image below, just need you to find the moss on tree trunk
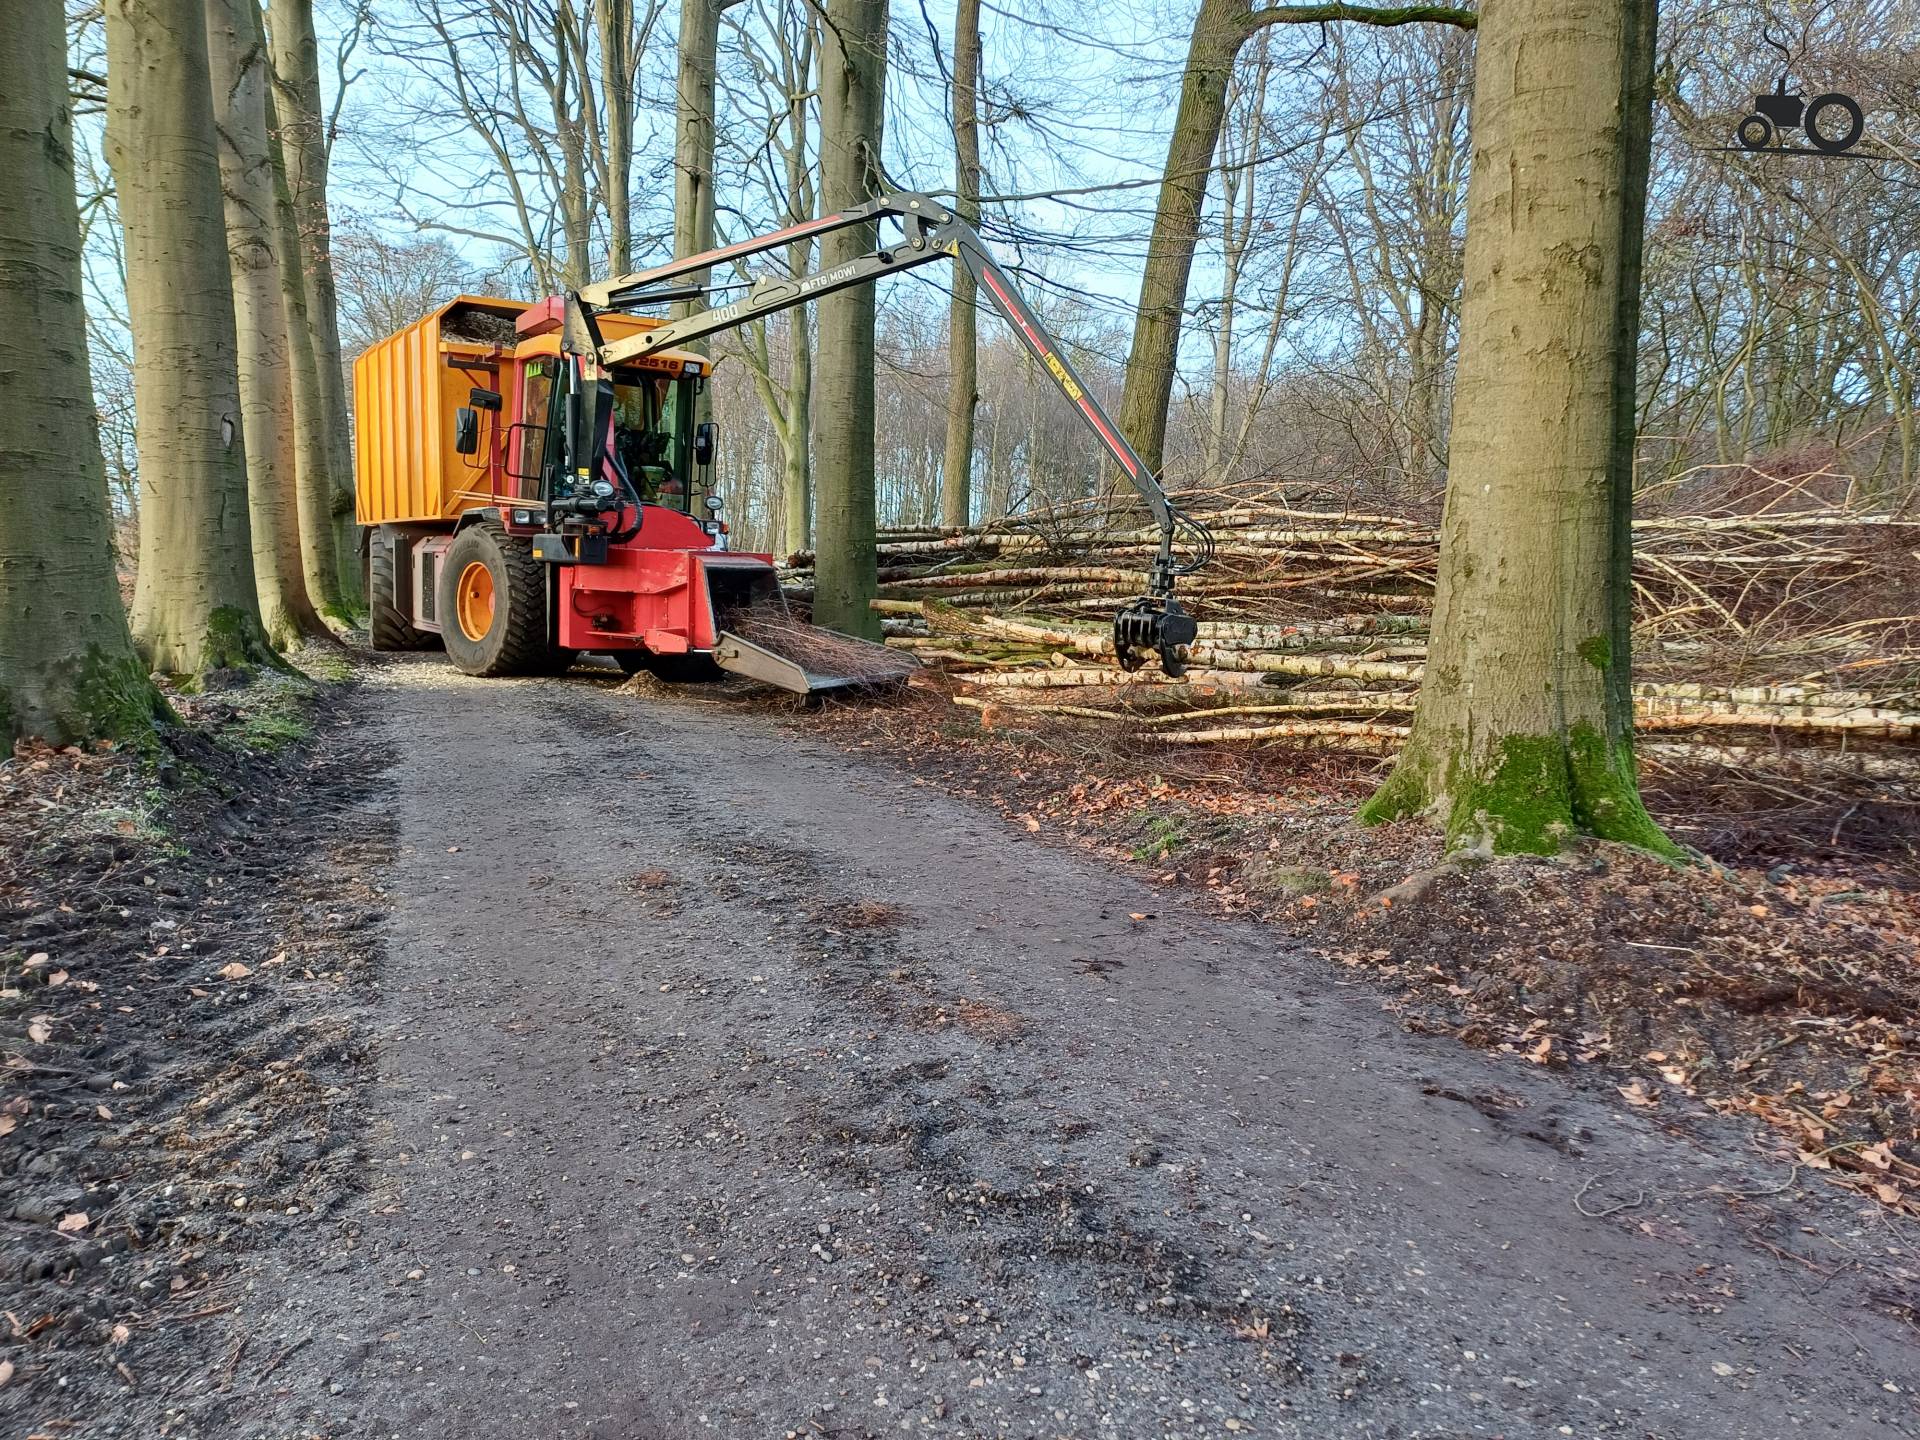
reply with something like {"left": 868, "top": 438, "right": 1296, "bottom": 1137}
{"left": 1358, "top": 0, "right": 1679, "bottom": 860}
{"left": 0, "top": 0, "right": 166, "bottom": 743}
{"left": 107, "top": 0, "right": 281, "bottom": 682}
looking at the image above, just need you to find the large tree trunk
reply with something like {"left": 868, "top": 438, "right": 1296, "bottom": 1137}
{"left": 0, "top": 0, "right": 163, "bottom": 741}
{"left": 267, "top": 0, "right": 361, "bottom": 612}
{"left": 264, "top": 75, "right": 349, "bottom": 625}
{"left": 107, "top": 0, "right": 278, "bottom": 679}
{"left": 672, "top": 0, "right": 724, "bottom": 318}
{"left": 940, "top": 0, "right": 983, "bottom": 528}
{"left": 206, "top": 0, "right": 327, "bottom": 649}
{"left": 809, "top": 0, "right": 888, "bottom": 638}
{"left": 1359, "top": 0, "right": 1675, "bottom": 858}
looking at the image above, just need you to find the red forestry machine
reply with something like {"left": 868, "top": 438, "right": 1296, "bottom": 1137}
{"left": 354, "top": 189, "right": 1215, "bottom": 693}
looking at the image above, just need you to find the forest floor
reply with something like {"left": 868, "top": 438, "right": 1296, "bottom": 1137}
{"left": 1, "top": 654, "right": 1916, "bottom": 1440}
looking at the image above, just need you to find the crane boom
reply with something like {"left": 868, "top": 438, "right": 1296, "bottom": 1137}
{"left": 562, "top": 191, "right": 1211, "bottom": 673}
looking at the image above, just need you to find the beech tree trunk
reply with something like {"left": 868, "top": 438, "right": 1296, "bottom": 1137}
{"left": 1359, "top": 0, "right": 1675, "bottom": 858}
{"left": 940, "top": 0, "right": 983, "bottom": 528}
{"left": 809, "top": 0, "right": 888, "bottom": 638}
{"left": 206, "top": 0, "right": 327, "bottom": 649}
{"left": 0, "top": 0, "right": 163, "bottom": 741}
{"left": 268, "top": 0, "right": 361, "bottom": 611}
{"left": 264, "top": 75, "right": 349, "bottom": 625}
{"left": 672, "top": 0, "right": 724, "bottom": 318}
{"left": 107, "top": 0, "right": 278, "bottom": 679}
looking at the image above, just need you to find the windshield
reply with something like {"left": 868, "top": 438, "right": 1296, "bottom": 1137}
{"left": 612, "top": 372, "right": 688, "bottom": 511}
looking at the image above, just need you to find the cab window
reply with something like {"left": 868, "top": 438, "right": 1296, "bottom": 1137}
{"left": 516, "top": 361, "right": 552, "bottom": 499}
{"left": 612, "top": 372, "right": 687, "bottom": 510}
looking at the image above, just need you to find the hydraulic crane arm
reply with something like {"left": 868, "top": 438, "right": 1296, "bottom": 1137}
{"left": 564, "top": 191, "right": 1212, "bottom": 673}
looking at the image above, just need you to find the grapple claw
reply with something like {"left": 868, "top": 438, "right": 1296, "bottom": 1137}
{"left": 1113, "top": 596, "right": 1198, "bottom": 677}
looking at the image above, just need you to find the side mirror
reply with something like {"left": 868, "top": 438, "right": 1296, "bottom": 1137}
{"left": 693, "top": 420, "right": 716, "bottom": 467}
{"left": 454, "top": 407, "right": 480, "bottom": 455}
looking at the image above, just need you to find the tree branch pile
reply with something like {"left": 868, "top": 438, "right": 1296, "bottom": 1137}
{"left": 781, "top": 498, "right": 1920, "bottom": 773}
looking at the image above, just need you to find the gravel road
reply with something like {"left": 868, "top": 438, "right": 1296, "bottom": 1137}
{"left": 227, "top": 661, "right": 1916, "bottom": 1439}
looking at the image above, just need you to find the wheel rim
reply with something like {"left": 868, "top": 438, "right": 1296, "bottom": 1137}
{"left": 455, "top": 560, "right": 496, "bottom": 641}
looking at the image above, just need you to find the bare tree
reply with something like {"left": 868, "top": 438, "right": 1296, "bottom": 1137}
{"left": 269, "top": 0, "right": 362, "bottom": 610}
{"left": 719, "top": 0, "right": 819, "bottom": 552}
{"left": 206, "top": 0, "right": 330, "bottom": 647}
{"left": 1113, "top": 0, "right": 1477, "bottom": 483}
{"left": 107, "top": 0, "right": 278, "bottom": 677}
{"left": 0, "top": 0, "right": 161, "bottom": 741}
{"left": 939, "top": 0, "right": 983, "bottom": 527}
{"left": 809, "top": 0, "right": 888, "bottom": 636}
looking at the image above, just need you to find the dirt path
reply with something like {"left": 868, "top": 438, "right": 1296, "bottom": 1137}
{"left": 225, "top": 662, "right": 1914, "bottom": 1440}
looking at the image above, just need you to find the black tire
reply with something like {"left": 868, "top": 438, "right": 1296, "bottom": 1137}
{"left": 368, "top": 526, "right": 432, "bottom": 651}
{"left": 1804, "top": 92, "right": 1863, "bottom": 153}
{"left": 1736, "top": 114, "right": 1773, "bottom": 151}
{"left": 437, "top": 521, "right": 551, "bottom": 676}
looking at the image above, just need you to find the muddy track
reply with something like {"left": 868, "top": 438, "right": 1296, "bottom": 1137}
{"left": 16, "top": 660, "right": 1915, "bottom": 1439}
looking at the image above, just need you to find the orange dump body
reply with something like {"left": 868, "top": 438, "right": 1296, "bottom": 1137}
{"left": 352, "top": 295, "right": 708, "bottom": 528}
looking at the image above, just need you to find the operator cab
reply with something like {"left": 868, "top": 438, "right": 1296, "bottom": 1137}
{"left": 510, "top": 359, "right": 699, "bottom": 514}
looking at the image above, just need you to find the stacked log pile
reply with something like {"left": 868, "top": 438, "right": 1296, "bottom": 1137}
{"left": 782, "top": 502, "right": 1920, "bottom": 771}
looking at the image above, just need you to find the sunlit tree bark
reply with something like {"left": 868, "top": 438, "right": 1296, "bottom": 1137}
{"left": 107, "top": 0, "right": 280, "bottom": 679}
{"left": 0, "top": 0, "right": 164, "bottom": 740}
{"left": 268, "top": 0, "right": 362, "bottom": 610}
{"left": 206, "top": 0, "right": 330, "bottom": 647}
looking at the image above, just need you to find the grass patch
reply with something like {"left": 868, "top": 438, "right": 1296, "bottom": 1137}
{"left": 1131, "top": 811, "right": 1187, "bottom": 862}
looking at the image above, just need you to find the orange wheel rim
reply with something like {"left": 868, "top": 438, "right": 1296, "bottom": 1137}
{"left": 455, "top": 560, "right": 496, "bottom": 641}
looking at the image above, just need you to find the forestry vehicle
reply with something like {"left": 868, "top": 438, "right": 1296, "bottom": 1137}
{"left": 354, "top": 190, "right": 1214, "bottom": 694}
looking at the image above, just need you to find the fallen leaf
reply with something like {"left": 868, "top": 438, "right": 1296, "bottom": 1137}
{"left": 1712, "top": 1361, "right": 1736, "bottom": 1377}
{"left": 24, "top": 953, "right": 49, "bottom": 969}
{"left": 1528, "top": 1037, "right": 1553, "bottom": 1065}
{"left": 27, "top": 1016, "right": 52, "bottom": 1045}
{"left": 47, "top": 971, "right": 68, "bottom": 987}
{"left": 1127, "top": 912, "right": 1148, "bottom": 923}
{"left": 96, "top": 1105, "right": 113, "bottom": 1120}
{"left": 1618, "top": 1079, "right": 1659, "bottom": 1107}
{"left": 0, "top": 1116, "right": 14, "bottom": 1137}
{"left": 216, "top": 962, "right": 251, "bottom": 981}
{"left": 0, "top": 1358, "right": 11, "bottom": 1386}
{"left": 111, "top": 1323, "right": 130, "bottom": 1344}
{"left": 1022, "top": 815, "right": 1040, "bottom": 832}
{"left": 57, "top": 1212, "right": 90, "bottom": 1233}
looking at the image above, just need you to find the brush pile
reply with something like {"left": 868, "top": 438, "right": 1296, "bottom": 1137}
{"left": 731, "top": 601, "right": 919, "bottom": 688}
{"left": 782, "top": 493, "right": 1920, "bottom": 772}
